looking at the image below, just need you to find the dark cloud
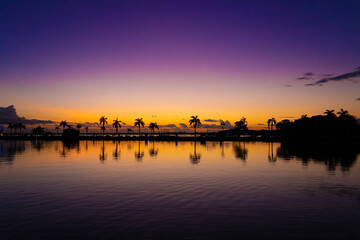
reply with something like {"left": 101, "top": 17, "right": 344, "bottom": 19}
{"left": 356, "top": 98, "right": 360, "bottom": 101}
{"left": 204, "top": 119, "right": 220, "bottom": 122}
{"left": 257, "top": 123, "right": 265, "bottom": 125}
{"left": 306, "top": 68, "right": 360, "bottom": 86}
{"left": 304, "top": 72, "right": 314, "bottom": 76}
{"left": 296, "top": 76, "right": 313, "bottom": 81}
{"left": 179, "top": 123, "right": 188, "bottom": 128}
{"left": 161, "top": 124, "right": 177, "bottom": 128}
{"left": 284, "top": 84, "right": 292, "bottom": 87}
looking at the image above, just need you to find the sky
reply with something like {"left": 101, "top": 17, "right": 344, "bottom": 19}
{"left": 0, "top": 0, "right": 359, "bottom": 130}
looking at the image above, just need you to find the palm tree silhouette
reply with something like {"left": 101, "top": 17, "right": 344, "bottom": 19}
{"left": 59, "top": 120, "right": 68, "bottom": 132}
{"left": 113, "top": 118, "right": 122, "bottom": 135}
{"left": 267, "top": 118, "right": 276, "bottom": 131}
{"left": 55, "top": 126, "right": 60, "bottom": 134}
{"left": 8, "top": 123, "right": 14, "bottom": 135}
{"left": 337, "top": 109, "right": 349, "bottom": 117}
{"left": 324, "top": 109, "right": 336, "bottom": 118}
{"left": 235, "top": 117, "right": 248, "bottom": 131}
{"left": 220, "top": 121, "right": 225, "bottom": 131}
{"left": 84, "top": 126, "right": 89, "bottom": 134}
{"left": 127, "top": 128, "right": 134, "bottom": 133}
{"left": 148, "top": 122, "right": 159, "bottom": 136}
{"left": 99, "top": 116, "right": 108, "bottom": 135}
{"left": 134, "top": 118, "right": 145, "bottom": 136}
{"left": 13, "top": 123, "right": 19, "bottom": 134}
{"left": 189, "top": 115, "right": 201, "bottom": 137}
{"left": 17, "top": 123, "right": 26, "bottom": 134}
{"left": 76, "top": 124, "right": 82, "bottom": 132}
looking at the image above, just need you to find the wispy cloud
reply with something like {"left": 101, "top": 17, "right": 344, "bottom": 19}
{"left": 303, "top": 67, "right": 360, "bottom": 86}
{"left": 357, "top": 98, "right": 360, "bottom": 101}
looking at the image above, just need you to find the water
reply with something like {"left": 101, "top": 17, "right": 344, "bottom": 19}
{"left": 0, "top": 140, "right": 359, "bottom": 240}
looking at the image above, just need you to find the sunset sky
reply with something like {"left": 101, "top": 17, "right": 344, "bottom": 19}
{"left": 1, "top": 0, "right": 359, "bottom": 129}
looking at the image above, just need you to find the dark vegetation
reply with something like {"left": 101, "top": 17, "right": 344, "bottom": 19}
{"left": 0, "top": 109, "right": 359, "bottom": 142}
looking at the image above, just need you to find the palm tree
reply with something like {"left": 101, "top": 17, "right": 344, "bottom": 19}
{"left": 235, "top": 117, "right": 248, "bottom": 131}
{"left": 55, "top": 126, "right": 60, "bottom": 134}
{"left": 324, "top": 109, "right": 336, "bottom": 118}
{"left": 8, "top": 123, "right": 14, "bottom": 135}
{"left": 148, "top": 122, "right": 159, "bottom": 136}
{"left": 67, "top": 124, "right": 72, "bottom": 129}
{"left": 267, "top": 118, "right": 276, "bottom": 131}
{"left": 220, "top": 121, "right": 225, "bottom": 131}
{"left": 76, "top": 124, "right": 82, "bottom": 132}
{"left": 337, "top": 109, "right": 349, "bottom": 117}
{"left": 127, "top": 128, "right": 134, "bottom": 133}
{"left": 32, "top": 126, "right": 45, "bottom": 136}
{"left": 99, "top": 116, "right": 108, "bottom": 135}
{"left": 84, "top": 126, "right": 89, "bottom": 134}
{"left": 59, "top": 120, "right": 68, "bottom": 132}
{"left": 112, "top": 118, "right": 122, "bottom": 134}
{"left": 134, "top": 118, "right": 145, "bottom": 135}
{"left": 189, "top": 116, "right": 201, "bottom": 137}
{"left": 13, "top": 123, "right": 19, "bottom": 134}
{"left": 17, "top": 123, "right": 26, "bottom": 134}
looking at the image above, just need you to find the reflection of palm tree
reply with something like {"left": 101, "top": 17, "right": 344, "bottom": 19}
{"left": 268, "top": 142, "right": 277, "bottom": 162}
{"left": 134, "top": 118, "right": 145, "bottom": 136}
{"left": 189, "top": 116, "right": 201, "bottom": 137}
{"left": 99, "top": 140, "right": 106, "bottom": 162}
{"left": 134, "top": 141, "right": 144, "bottom": 161}
{"left": 220, "top": 141, "right": 225, "bottom": 157}
{"left": 148, "top": 122, "right": 159, "bottom": 136}
{"left": 100, "top": 116, "right": 108, "bottom": 135}
{"left": 189, "top": 141, "right": 201, "bottom": 164}
{"left": 233, "top": 142, "right": 248, "bottom": 161}
{"left": 149, "top": 141, "right": 159, "bottom": 157}
{"left": 113, "top": 118, "right": 122, "bottom": 135}
{"left": 113, "top": 141, "right": 120, "bottom": 160}
{"left": 59, "top": 120, "right": 68, "bottom": 132}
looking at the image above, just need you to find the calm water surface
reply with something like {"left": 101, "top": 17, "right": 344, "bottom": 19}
{"left": 0, "top": 140, "right": 359, "bottom": 240}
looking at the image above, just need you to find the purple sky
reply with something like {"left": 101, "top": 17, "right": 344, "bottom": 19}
{"left": 0, "top": 0, "right": 359, "bottom": 126}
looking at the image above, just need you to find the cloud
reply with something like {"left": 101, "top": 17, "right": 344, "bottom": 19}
{"left": 161, "top": 124, "right": 177, "bottom": 128}
{"left": 204, "top": 119, "right": 220, "bottom": 122}
{"left": 179, "top": 123, "right": 188, "bottom": 128}
{"left": 284, "top": 84, "right": 292, "bottom": 87}
{"left": 357, "top": 98, "right": 360, "bottom": 101}
{"left": 296, "top": 76, "right": 313, "bottom": 81}
{"left": 304, "top": 72, "right": 314, "bottom": 76}
{"left": 257, "top": 123, "right": 265, "bottom": 125}
{"left": 305, "top": 67, "right": 360, "bottom": 86}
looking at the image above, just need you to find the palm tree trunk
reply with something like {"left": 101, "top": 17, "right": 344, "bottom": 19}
{"left": 194, "top": 126, "right": 196, "bottom": 138}
{"left": 139, "top": 126, "right": 140, "bottom": 136}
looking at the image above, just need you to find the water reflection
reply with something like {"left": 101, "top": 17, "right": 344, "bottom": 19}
{"left": 99, "top": 140, "right": 106, "bottom": 162}
{"left": 189, "top": 141, "right": 201, "bottom": 165}
{"left": 134, "top": 141, "right": 144, "bottom": 162}
{"left": 149, "top": 141, "right": 159, "bottom": 158}
{"left": 277, "top": 142, "right": 359, "bottom": 172}
{"left": 0, "top": 140, "right": 359, "bottom": 171}
{"left": 233, "top": 141, "right": 248, "bottom": 161}
{"left": 268, "top": 142, "right": 277, "bottom": 163}
{"left": 0, "top": 141, "right": 25, "bottom": 164}
{"left": 113, "top": 141, "right": 120, "bottom": 160}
